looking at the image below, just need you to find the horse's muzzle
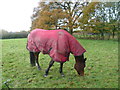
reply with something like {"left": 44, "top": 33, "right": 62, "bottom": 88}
{"left": 80, "top": 73, "right": 84, "bottom": 76}
{"left": 78, "top": 72, "right": 84, "bottom": 76}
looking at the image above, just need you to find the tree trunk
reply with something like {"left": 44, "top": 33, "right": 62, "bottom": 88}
{"left": 118, "top": 31, "right": 120, "bottom": 41}
{"left": 69, "top": 26, "right": 73, "bottom": 35}
{"left": 101, "top": 32, "right": 104, "bottom": 40}
{"left": 108, "top": 33, "right": 110, "bottom": 40}
{"left": 55, "top": 25, "right": 58, "bottom": 29}
{"left": 112, "top": 25, "right": 116, "bottom": 39}
{"left": 112, "top": 31, "right": 115, "bottom": 39}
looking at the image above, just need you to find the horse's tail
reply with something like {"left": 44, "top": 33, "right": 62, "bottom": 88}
{"left": 29, "top": 52, "right": 36, "bottom": 66}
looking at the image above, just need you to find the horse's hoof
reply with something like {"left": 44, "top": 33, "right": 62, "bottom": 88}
{"left": 38, "top": 68, "right": 41, "bottom": 71}
{"left": 31, "top": 64, "right": 35, "bottom": 67}
{"left": 43, "top": 74, "right": 48, "bottom": 77}
{"left": 61, "top": 74, "right": 65, "bottom": 77}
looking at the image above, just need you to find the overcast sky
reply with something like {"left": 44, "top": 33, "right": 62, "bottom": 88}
{"left": 0, "top": 0, "right": 40, "bottom": 32}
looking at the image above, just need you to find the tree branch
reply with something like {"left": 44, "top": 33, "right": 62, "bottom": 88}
{"left": 72, "top": 12, "right": 83, "bottom": 25}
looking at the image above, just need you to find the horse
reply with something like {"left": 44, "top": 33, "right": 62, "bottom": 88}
{"left": 26, "top": 29, "right": 87, "bottom": 77}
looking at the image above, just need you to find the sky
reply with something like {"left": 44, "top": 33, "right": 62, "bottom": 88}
{"left": 0, "top": 0, "right": 40, "bottom": 32}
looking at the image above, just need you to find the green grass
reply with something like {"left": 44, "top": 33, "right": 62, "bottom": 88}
{"left": 1, "top": 38, "right": 118, "bottom": 88}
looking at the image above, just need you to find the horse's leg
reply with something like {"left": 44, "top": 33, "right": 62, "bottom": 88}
{"left": 30, "top": 52, "right": 35, "bottom": 66}
{"left": 59, "top": 62, "right": 65, "bottom": 77}
{"left": 34, "top": 52, "right": 41, "bottom": 70}
{"left": 44, "top": 60, "right": 54, "bottom": 77}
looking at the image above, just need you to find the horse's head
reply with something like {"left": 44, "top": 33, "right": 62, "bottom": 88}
{"left": 74, "top": 55, "right": 86, "bottom": 76}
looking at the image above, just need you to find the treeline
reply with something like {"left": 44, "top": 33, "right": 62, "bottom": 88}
{"left": 81, "top": 2, "right": 119, "bottom": 40}
{"left": 73, "top": 31, "right": 119, "bottom": 40}
{"left": 0, "top": 30, "right": 29, "bottom": 39}
{"left": 31, "top": 1, "right": 119, "bottom": 40}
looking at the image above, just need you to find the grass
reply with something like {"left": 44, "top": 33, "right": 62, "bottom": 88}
{"left": 1, "top": 38, "right": 118, "bottom": 88}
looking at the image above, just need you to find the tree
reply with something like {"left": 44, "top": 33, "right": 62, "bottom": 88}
{"left": 106, "top": 2, "right": 119, "bottom": 39}
{"left": 82, "top": 2, "right": 119, "bottom": 39}
{"left": 31, "top": 1, "right": 98, "bottom": 35}
{"left": 0, "top": 30, "right": 28, "bottom": 39}
{"left": 78, "top": 2, "right": 99, "bottom": 33}
{"left": 31, "top": 2, "right": 67, "bottom": 30}
{"left": 0, "top": 30, "right": 8, "bottom": 39}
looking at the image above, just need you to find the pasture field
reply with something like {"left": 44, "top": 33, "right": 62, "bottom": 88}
{"left": 1, "top": 38, "right": 118, "bottom": 88}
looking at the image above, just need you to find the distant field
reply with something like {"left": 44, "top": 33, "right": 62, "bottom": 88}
{"left": 2, "top": 38, "right": 118, "bottom": 88}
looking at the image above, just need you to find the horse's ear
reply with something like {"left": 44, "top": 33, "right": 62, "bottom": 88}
{"left": 84, "top": 58, "right": 87, "bottom": 61}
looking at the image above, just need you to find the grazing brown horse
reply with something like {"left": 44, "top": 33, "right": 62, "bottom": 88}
{"left": 26, "top": 29, "right": 86, "bottom": 77}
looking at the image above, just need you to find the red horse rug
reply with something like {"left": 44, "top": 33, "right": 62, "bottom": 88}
{"left": 27, "top": 29, "right": 86, "bottom": 62}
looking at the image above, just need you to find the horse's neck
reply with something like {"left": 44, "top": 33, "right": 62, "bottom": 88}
{"left": 74, "top": 55, "right": 84, "bottom": 63}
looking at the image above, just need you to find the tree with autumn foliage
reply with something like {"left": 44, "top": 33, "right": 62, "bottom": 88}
{"left": 31, "top": 2, "right": 67, "bottom": 30}
{"left": 87, "top": 2, "right": 119, "bottom": 40}
{"left": 31, "top": 1, "right": 98, "bottom": 35}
